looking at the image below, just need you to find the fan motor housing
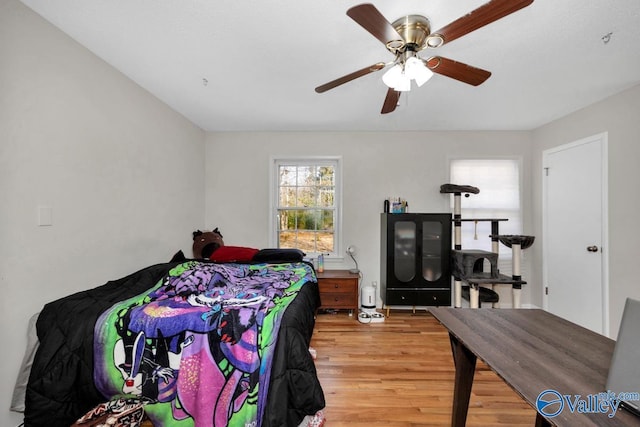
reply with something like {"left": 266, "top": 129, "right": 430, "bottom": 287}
{"left": 391, "top": 15, "right": 431, "bottom": 51}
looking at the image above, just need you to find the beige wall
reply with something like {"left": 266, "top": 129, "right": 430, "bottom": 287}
{"left": 204, "top": 131, "right": 534, "bottom": 307}
{"left": 0, "top": 2, "right": 206, "bottom": 424}
{"left": 531, "top": 84, "right": 640, "bottom": 337}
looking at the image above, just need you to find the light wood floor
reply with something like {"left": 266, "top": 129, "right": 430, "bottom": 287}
{"left": 311, "top": 309, "right": 536, "bottom": 427}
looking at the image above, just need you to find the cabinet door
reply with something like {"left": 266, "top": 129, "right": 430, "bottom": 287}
{"left": 393, "top": 220, "right": 417, "bottom": 282}
{"left": 422, "top": 220, "right": 444, "bottom": 282}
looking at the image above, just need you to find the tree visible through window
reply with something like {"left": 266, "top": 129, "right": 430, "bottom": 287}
{"left": 274, "top": 159, "right": 339, "bottom": 255}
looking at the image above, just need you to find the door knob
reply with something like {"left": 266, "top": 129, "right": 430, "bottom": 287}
{"left": 587, "top": 245, "right": 599, "bottom": 252}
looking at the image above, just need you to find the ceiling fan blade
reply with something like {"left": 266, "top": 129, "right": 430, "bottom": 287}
{"left": 431, "top": 0, "right": 533, "bottom": 46}
{"left": 381, "top": 88, "right": 400, "bottom": 114}
{"left": 426, "top": 56, "right": 491, "bottom": 86}
{"left": 315, "top": 62, "right": 386, "bottom": 93}
{"left": 347, "top": 4, "right": 404, "bottom": 48}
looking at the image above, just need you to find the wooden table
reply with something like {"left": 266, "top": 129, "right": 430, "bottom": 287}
{"left": 429, "top": 308, "right": 640, "bottom": 426}
{"left": 316, "top": 269, "right": 359, "bottom": 315}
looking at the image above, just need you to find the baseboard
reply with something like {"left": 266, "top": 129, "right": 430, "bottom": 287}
{"left": 382, "top": 303, "right": 542, "bottom": 310}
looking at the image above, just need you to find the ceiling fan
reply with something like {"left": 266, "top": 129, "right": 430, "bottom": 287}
{"left": 315, "top": 0, "right": 534, "bottom": 114}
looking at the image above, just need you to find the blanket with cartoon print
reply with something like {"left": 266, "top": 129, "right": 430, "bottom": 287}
{"left": 25, "top": 260, "right": 324, "bottom": 427}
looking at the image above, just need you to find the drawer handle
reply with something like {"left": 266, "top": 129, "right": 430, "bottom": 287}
{"left": 334, "top": 284, "right": 339, "bottom": 288}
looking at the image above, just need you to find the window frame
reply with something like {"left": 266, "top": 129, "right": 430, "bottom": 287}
{"left": 269, "top": 156, "right": 343, "bottom": 259}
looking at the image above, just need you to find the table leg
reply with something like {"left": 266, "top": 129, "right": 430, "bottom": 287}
{"left": 535, "top": 412, "right": 552, "bottom": 427}
{"left": 449, "top": 333, "right": 477, "bottom": 427}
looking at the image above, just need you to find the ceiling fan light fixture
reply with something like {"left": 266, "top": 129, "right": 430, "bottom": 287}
{"left": 382, "top": 64, "right": 410, "bottom": 91}
{"left": 396, "top": 75, "right": 412, "bottom": 92}
{"left": 405, "top": 56, "right": 433, "bottom": 87}
{"left": 383, "top": 56, "right": 432, "bottom": 91}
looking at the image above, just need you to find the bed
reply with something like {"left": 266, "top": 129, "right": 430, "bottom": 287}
{"left": 23, "top": 258, "right": 325, "bottom": 427}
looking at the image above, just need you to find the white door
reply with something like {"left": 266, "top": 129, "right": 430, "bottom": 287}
{"left": 543, "top": 133, "right": 608, "bottom": 335}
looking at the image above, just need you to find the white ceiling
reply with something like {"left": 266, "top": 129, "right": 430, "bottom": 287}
{"left": 20, "top": 0, "right": 640, "bottom": 132}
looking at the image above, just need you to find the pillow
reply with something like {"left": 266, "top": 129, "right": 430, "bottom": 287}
{"left": 252, "top": 248, "right": 306, "bottom": 263}
{"left": 209, "top": 246, "right": 259, "bottom": 262}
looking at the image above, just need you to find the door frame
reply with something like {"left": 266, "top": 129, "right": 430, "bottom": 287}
{"left": 542, "top": 132, "right": 610, "bottom": 335}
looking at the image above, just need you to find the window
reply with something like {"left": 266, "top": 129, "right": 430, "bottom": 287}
{"left": 449, "top": 158, "right": 522, "bottom": 268}
{"left": 271, "top": 157, "right": 341, "bottom": 257}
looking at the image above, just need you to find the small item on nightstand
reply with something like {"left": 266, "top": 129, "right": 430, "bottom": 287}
{"left": 317, "top": 254, "right": 324, "bottom": 272}
{"left": 383, "top": 199, "right": 390, "bottom": 213}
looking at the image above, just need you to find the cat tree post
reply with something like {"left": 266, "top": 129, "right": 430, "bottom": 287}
{"left": 453, "top": 192, "right": 464, "bottom": 308}
{"left": 494, "top": 235, "right": 535, "bottom": 309}
{"left": 512, "top": 242, "right": 522, "bottom": 308}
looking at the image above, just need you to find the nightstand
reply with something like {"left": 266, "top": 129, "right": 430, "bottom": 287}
{"left": 316, "top": 269, "right": 359, "bottom": 316}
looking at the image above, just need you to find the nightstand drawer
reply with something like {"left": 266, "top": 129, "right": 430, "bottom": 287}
{"left": 321, "top": 292, "right": 358, "bottom": 308}
{"left": 319, "top": 279, "right": 355, "bottom": 294}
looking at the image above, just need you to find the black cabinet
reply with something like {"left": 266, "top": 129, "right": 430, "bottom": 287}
{"left": 380, "top": 213, "right": 452, "bottom": 307}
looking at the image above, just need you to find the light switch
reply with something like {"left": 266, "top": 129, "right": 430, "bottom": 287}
{"left": 38, "top": 206, "right": 52, "bottom": 226}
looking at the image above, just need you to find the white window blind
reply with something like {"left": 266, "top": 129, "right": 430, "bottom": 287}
{"left": 450, "top": 158, "right": 522, "bottom": 272}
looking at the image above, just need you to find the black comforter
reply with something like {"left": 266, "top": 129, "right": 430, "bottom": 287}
{"left": 25, "top": 260, "right": 325, "bottom": 427}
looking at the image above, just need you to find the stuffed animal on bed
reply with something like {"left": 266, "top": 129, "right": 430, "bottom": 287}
{"left": 192, "top": 228, "right": 225, "bottom": 259}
